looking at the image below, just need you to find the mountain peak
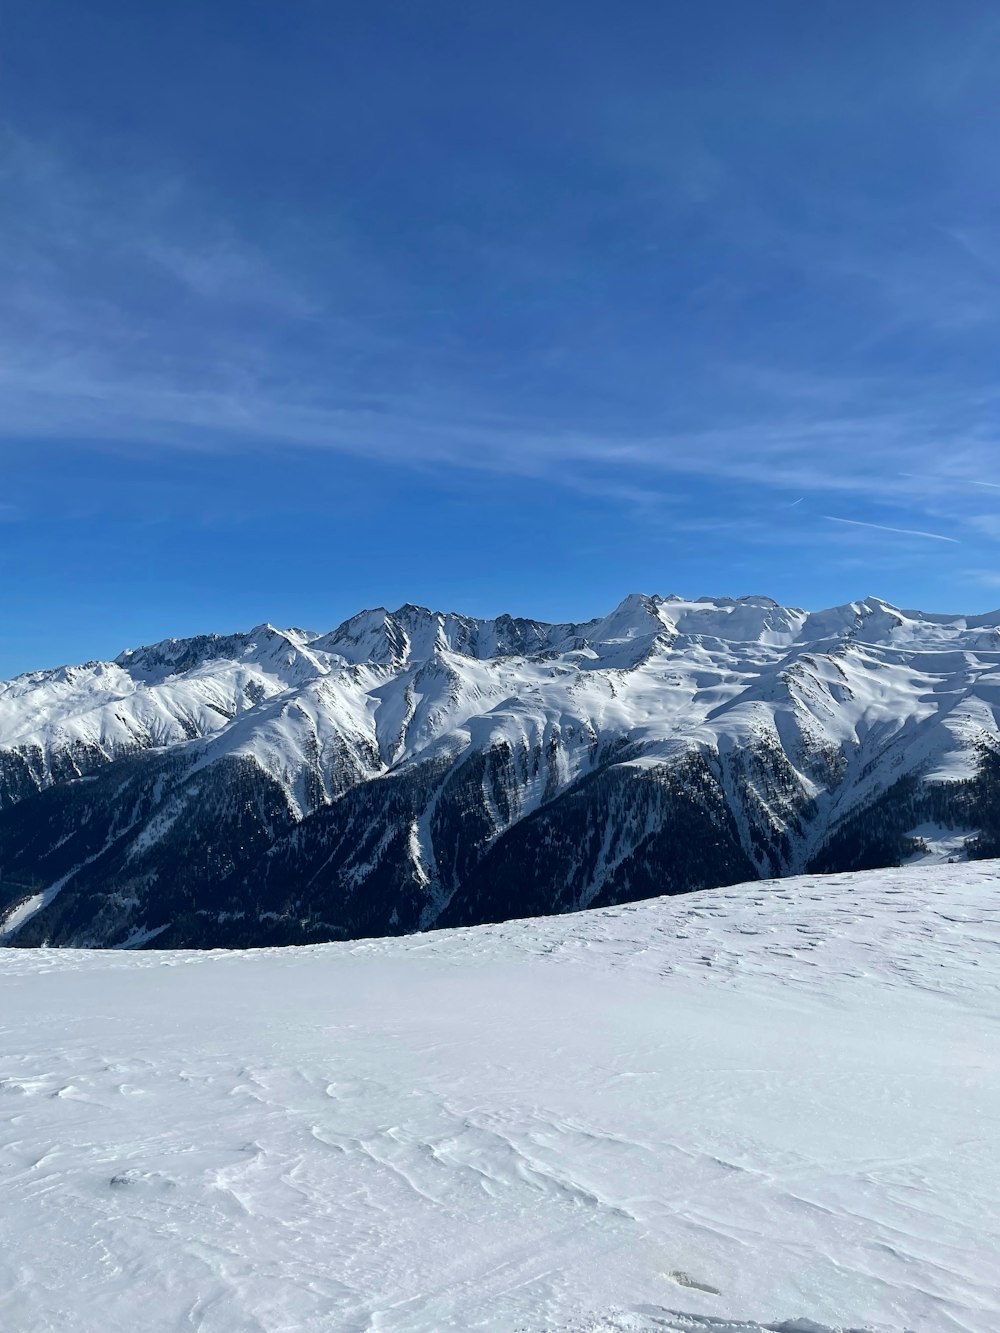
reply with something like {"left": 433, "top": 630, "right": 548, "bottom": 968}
{"left": 6, "top": 589, "right": 1000, "bottom": 953}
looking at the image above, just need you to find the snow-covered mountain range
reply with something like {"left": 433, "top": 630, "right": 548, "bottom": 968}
{"left": 2, "top": 592, "right": 1000, "bottom": 947}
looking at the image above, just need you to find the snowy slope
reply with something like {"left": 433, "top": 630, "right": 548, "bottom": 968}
{"left": 1, "top": 859, "right": 997, "bottom": 1332}
{"left": 3, "top": 593, "right": 1000, "bottom": 946}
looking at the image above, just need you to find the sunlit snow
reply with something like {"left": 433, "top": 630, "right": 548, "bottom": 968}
{"left": 2, "top": 860, "right": 997, "bottom": 1332}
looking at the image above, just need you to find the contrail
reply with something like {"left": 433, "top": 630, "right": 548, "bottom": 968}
{"left": 824, "top": 516, "right": 959, "bottom": 543}
{"left": 900, "top": 472, "right": 1000, "bottom": 492}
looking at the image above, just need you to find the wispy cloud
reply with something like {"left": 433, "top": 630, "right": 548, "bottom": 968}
{"left": 966, "top": 515, "right": 1000, "bottom": 540}
{"left": 5, "top": 122, "right": 1000, "bottom": 549}
{"left": 824, "top": 516, "right": 960, "bottom": 544}
{"left": 965, "top": 568, "right": 1000, "bottom": 589}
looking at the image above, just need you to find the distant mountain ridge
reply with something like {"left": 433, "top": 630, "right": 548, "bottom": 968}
{"left": 2, "top": 592, "right": 1000, "bottom": 947}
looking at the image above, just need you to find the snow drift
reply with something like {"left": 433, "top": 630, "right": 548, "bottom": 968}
{"left": 1, "top": 859, "right": 997, "bottom": 1331}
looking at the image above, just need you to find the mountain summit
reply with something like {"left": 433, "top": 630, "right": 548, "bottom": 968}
{"left": 2, "top": 593, "right": 1000, "bottom": 947}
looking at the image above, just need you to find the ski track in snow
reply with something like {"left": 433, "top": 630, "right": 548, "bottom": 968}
{"left": 1, "top": 860, "right": 998, "bottom": 1332}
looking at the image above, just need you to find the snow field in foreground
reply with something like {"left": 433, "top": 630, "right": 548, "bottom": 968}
{"left": 1, "top": 860, "right": 998, "bottom": 1333}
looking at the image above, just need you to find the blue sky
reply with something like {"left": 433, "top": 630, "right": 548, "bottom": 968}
{"left": 4, "top": 1, "right": 1000, "bottom": 674}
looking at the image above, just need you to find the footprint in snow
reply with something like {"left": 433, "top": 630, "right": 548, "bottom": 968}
{"left": 109, "top": 1168, "right": 177, "bottom": 1190}
{"left": 665, "top": 1270, "right": 722, "bottom": 1296}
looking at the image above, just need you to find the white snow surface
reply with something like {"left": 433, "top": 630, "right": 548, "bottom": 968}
{"left": 903, "top": 823, "right": 975, "bottom": 866}
{"left": 1, "top": 860, "right": 997, "bottom": 1333}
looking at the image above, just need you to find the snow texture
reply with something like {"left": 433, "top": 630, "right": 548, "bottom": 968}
{"left": 1, "top": 859, "right": 997, "bottom": 1332}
